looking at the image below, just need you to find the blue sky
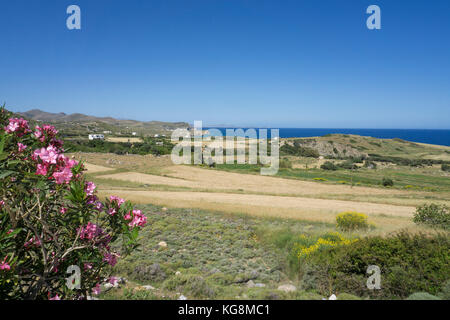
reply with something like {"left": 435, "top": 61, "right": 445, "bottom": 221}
{"left": 1, "top": 0, "right": 449, "bottom": 128}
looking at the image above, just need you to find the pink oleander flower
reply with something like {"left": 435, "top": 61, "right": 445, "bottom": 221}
{"left": 57, "top": 154, "right": 78, "bottom": 169}
{"left": 6, "top": 229, "right": 13, "bottom": 235}
{"left": 87, "top": 195, "right": 98, "bottom": 205}
{"left": 103, "top": 251, "right": 119, "bottom": 267}
{"left": 127, "top": 209, "right": 147, "bottom": 228}
{"left": 109, "top": 276, "right": 119, "bottom": 286}
{"left": 79, "top": 222, "right": 103, "bottom": 240}
{"left": 108, "top": 208, "right": 117, "bottom": 216}
{"left": 36, "top": 163, "right": 48, "bottom": 176}
{"left": 0, "top": 256, "right": 11, "bottom": 271}
{"left": 5, "top": 118, "right": 30, "bottom": 137}
{"left": 24, "top": 236, "right": 41, "bottom": 248}
{"left": 109, "top": 195, "right": 125, "bottom": 207}
{"left": 34, "top": 145, "right": 59, "bottom": 165}
{"left": 17, "top": 143, "right": 27, "bottom": 152}
{"left": 60, "top": 207, "right": 67, "bottom": 214}
{"left": 48, "top": 293, "right": 61, "bottom": 300}
{"left": 85, "top": 182, "right": 96, "bottom": 196}
{"left": 92, "top": 283, "right": 101, "bottom": 295}
{"left": 84, "top": 263, "right": 93, "bottom": 271}
{"left": 52, "top": 167, "right": 73, "bottom": 184}
{"left": 0, "top": 200, "right": 5, "bottom": 208}
{"left": 34, "top": 124, "right": 58, "bottom": 142}
{"left": 94, "top": 201, "right": 104, "bottom": 212}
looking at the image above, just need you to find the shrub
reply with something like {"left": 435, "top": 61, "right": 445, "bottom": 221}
{"left": 336, "top": 212, "right": 369, "bottom": 231}
{"left": 381, "top": 177, "right": 394, "bottom": 187}
{"left": 413, "top": 203, "right": 450, "bottom": 230}
{"left": 320, "top": 161, "right": 337, "bottom": 171}
{"left": 297, "top": 232, "right": 450, "bottom": 299}
{"left": 406, "top": 292, "right": 441, "bottom": 300}
{"left": 442, "top": 164, "right": 450, "bottom": 172}
{"left": 337, "top": 160, "right": 358, "bottom": 170}
{"left": 279, "top": 158, "right": 292, "bottom": 169}
{"left": 293, "top": 232, "right": 358, "bottom": 259}
{"left": 280, "top": 144, "right": 319, "bottom": 158}
{"left": 438, "top": 280, "right": 450, "bottom": 299}
{"left": 0, "top": 106, "right": 147, "bottom": 300}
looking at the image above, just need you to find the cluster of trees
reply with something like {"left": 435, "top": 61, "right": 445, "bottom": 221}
{"left": 64, "top": 138, "right": 173, "bottom": 156}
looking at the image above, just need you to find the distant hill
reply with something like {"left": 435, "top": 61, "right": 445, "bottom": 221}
{"left": 16, "top": 109, "right": 190, "bottom": 137}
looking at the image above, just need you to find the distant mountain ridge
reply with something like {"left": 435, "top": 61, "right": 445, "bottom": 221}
{"left": 17, "top": 109, "right": 190, "bottom": 129}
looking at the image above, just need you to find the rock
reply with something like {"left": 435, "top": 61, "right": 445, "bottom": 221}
{"left": 142, "top": 285, "right": 155, "bottom": 290}
{"left": 246, "top": 280, "right": 255, "bottom": 288}
{"left": 162, "top": 207, "right": 168, "bottom": 212}
{"left": 250, "top": 270, "right": 259, "bottom": 279}
{"left": 329, "top": 294, "right": 337, "bottom": 300}
{"left": 175, "top": 271, "right": 181, "bottom": 276}
{"left": 277, "top": 284, "right": 297, "bottom": 293}
{"left": 103, "top": 283, "right": 114, "bottom": 290}
{"left": 255, "top": 283, "right": 266, "bottom": 288}
{"left": 178, "top": 295, "right": 187, "bottom": 300}
{"left": 158, "top": 241, "right": 168, "bottom": 248}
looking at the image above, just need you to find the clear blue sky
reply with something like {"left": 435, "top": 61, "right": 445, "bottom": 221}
{"left": 1, "top": 0, "right": 449, "bottom": 128}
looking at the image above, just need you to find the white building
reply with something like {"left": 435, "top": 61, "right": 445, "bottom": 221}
{"left": 88, "top": 134, "right": 105, "bottom": 140}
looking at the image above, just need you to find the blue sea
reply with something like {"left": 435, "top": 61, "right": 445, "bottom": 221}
{"left": 205, "top": 128, "right": 450, "bottom": 147}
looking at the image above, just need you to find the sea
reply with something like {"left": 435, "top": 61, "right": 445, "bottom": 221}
{"left": 204, "top": 128, "right": 450, "bottom": 147}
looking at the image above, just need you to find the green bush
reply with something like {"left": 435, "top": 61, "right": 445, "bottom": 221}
{"left": 413, "top": 203, "right": 450, "bottom": 230}
{"left": 382, "top": 177, "right": 394, "bottom": 187}
{"left": 297, "top": 232, "right": 450, "bottom": 299}
{"left": 279, "top": 158, "right": 292, "bottom": 169}
{"left": 321, "top": 161, "right": 338, "bottom": 171}
{"left": 438, "top": 280, "right": 450, "bottom": 299}
{"left": 280, "top": 144, "right": 320, "bottom": 158}
{"left": 406, "top": 292, "right": 441, "bottom": 300}
{"left": 337, "top": 160, "right": 358, "bottom": 170}
{"left": 336, "top": 212, "right": 369, "bottom": 231}
{"left": 442, "top": 164, "right": 450, "bottom": 172}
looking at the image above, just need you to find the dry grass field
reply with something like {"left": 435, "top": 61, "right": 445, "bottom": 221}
{"left": 65, "top": 151, "right": 450, "bottom": 234}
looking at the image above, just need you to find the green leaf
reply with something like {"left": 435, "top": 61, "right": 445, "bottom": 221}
{"left": 0, "top": 170, "right": 14, "bottom": 179}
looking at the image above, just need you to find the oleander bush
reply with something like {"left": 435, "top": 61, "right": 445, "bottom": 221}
{"left": 0, "top": 106, "right": 147, "bottom": 300}
{"left": 413, "top": 203, "right": 450, "bottom": 230}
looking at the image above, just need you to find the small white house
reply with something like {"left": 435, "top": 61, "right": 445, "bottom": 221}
{"left": 88, "top": 134, "right": 105, "bottom": 140}
{"left": 132, "top": 132, "right": 137, "bottom": 136}
{"left": 154, "top": 134, "right": 159, "bottom": 138}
